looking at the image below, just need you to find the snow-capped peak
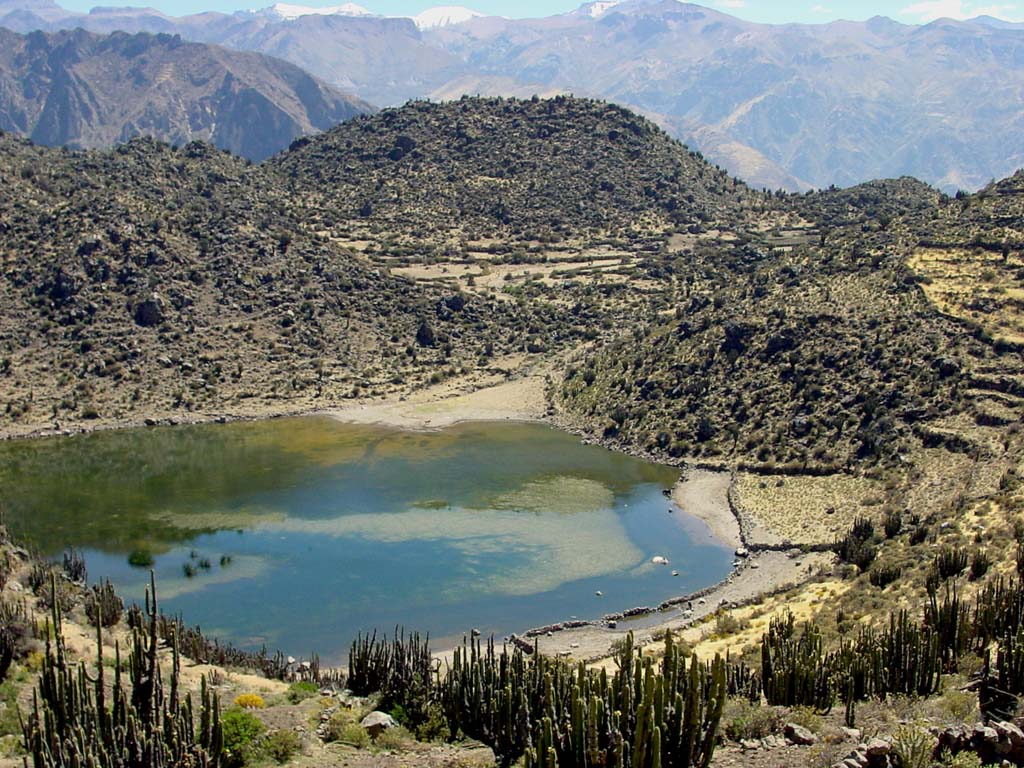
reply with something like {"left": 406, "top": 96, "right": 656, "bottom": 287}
{"left": 577, "top": 0, "right": 626, "bottom": 18}
{"left": 255, "top": 2, "right": 372, "bottom": 21}
{"left": 413, "top": 5, "right": 484, "bottom": 29}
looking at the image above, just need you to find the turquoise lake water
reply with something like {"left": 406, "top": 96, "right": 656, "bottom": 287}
{"left": 0, "top": 417, "right": 732, "bottom": 661}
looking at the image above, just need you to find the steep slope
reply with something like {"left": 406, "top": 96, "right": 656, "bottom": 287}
{"left": 0, "top": 132, "right": 564, "bottom": 433}
{"left": 268, "top": 96, "right": 754, "bottom": 243}
{"left": 910, "top": 171, "right": 1024, "bottom": 348}
{"left": 0, "top": 28, "right": 372, "bottom": 161}
{"left": 556, "top": 177, "right": 1023, "bottom": 469}
{"left": 0, "top": 8, "right": 469, "bottom": 108}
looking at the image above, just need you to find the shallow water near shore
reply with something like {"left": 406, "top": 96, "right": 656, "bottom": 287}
{"left": 0, "top": 417, "right": 731, "bottom": 662}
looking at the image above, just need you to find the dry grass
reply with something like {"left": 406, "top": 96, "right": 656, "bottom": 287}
{"left": 735, "top": 473, "right": 886, "bottom": 546}
{"left": 911, "top": 247, "right": 1024, "bottom": 345}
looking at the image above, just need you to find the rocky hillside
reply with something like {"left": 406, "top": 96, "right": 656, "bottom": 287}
{"left": 0, "top": 28, "right": 371, "bottom": 161}
{"left": 556, "top": 176, "right": 1024, "bottom": 469}
{"left": 268, "top": 96, "right": 753, "bottom": 244}
{"left": 425, "top": 4, "right": 1024, "bottom": 192}
{"left": 0, "top": 131, "right": 568, "bottom": 433}
{"left": 908, "top": 171, "right": 1024, "bottom": 372}
{"left": 1, "top": 94, "right": 1022, "bottom": 470}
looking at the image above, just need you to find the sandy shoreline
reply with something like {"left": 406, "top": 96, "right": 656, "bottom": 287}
{"left": 671, "top": 469, "right": 742, "bottom": 550}
{"left": 325, "top": 366, "right": 550, "bottom": 430}
{"left": 526, "top": 549, "right": 832, "bottom": 663}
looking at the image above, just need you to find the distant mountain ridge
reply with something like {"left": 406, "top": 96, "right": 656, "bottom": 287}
{"left": 0, "top": 27, "right": 371, "bottom": 160}
{"left": 0, "top": 0, "right": 1022, "bottom": 190}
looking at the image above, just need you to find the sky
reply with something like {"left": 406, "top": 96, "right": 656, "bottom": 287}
{"left": 56, "top": 0, "right": 1024, "bottom": 24}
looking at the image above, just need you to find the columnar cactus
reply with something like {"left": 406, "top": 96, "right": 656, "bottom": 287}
{"left": 22, "top": 573, "right": 223, "bottom": 768}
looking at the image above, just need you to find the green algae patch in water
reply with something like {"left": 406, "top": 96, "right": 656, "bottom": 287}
{"left": 0, "top": 418, "right": 732, "bottom": 661}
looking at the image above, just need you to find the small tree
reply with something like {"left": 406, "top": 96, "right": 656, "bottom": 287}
{"left": 416, "top": 320, "right": 436, "bottom": 348}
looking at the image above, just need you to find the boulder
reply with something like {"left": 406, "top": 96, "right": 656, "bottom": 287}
{"left": 762, "top": 734, "right": 786, "bottom": 748}
{"left": 785, "top": 723, "right": 816, "bottom": 746}
{"left": 133, "top": 293, "right": 165, "bottom": 327}
{"left": 360, "top": 711, "right": 397, "bottom": 738}
{"left": 865, "top": 739, "right": 890, "bottom": 757}
{"left": 994, "top": 720, "right": 1024, "bottom": 751}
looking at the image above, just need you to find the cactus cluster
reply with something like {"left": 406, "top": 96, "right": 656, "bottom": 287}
{"left": 62, "top": 547, "right": 87, "bottom": 583}
{"left": 973, "top": 579, "right": 1024, "bottom": 718}
{"left": 868, "top": 564, "right": 902, "bottom": 589}
{"left": 760, "top": 613, "right": 835, "bottom": 710}
{"left": 934, "top": 547, "right": 969, "bottom": 581}
{"left": 0, "top": 597, "right": 34, "bottom": 683}
{"left": 833, "top": 517, "right": 878, "bottom": 571}
{"left": 84, "top": 579, "right": 124, "bottom": 628}
{"left": 126, "top": 607, "right": 301, "bottom": 681}
{"left": 349, "top": 629, "right": 433, "bottom": 722}
{"left": 457, "top": 631, "right": 727, "bottom": 768}
{"left": 349, "top": 629, "right": 727, "bottom": 768}
{"left": 22, "top": 574, "right": 223, "bottom": 768}
{"left": 761, "top": 567, "right": 1024, "bottom": 721}
{"left": 762, "top": 605, "right": 946, "bottom": 714}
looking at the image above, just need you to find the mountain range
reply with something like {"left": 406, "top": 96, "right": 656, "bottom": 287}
{"left": 0, "top": 0, "right": 1022, "bottom": 191}
{"left": 0, "top": 27, "right": 371, "bottom": 160}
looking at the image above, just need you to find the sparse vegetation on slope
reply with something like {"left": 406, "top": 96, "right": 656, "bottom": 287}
{"left": 0, "top": 131, "right": 570, "bottom": 434}
{"left": 556, "top": 177, "right": 1024, "bottom": 470}
{"left": 270, "top": 96, "right": 753, "bottom": 246}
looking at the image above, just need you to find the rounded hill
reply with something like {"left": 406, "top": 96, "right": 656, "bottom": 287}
{"left": 267, "top": 96, "right": 752, "bottom": 242}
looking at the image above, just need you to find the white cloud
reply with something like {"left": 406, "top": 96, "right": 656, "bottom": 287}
{"left": 715, "top": 0, "right": 747, "bottom": 8}
{"left": 810, "top": 3, "right": 833, "bottom": 12}
{"left": 898, "top": 0, "right": 1020, "bottom": 21}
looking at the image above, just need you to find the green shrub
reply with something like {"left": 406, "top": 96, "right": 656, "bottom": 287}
{"left": 323, "top": 713, "right": 369, "bottom": 748}
{"left": 286, "top": 681, "right": 319, "bottom": 704}
{"left": 937, "top": 749, "right": 986, "bottom": 768}
{"left": 221, "top": 709, "right": 266, "bottom": 767}
{"left": 714, "top": 610, "right": 749, "bottom": 637}
{"left": 127, "top": 550, "right": 154, "bottom": 568}
{"left": 785, "top": 707, "right": 823, "bottom": 734}
{"left": 413, "top": 704, "right": 450, "bottom": 742}
{"left": 374, "top": 725, "right": 412, "bottom": 751}
{"left": 0, "top": 680, "right": 20, "bottom": 737}
{"left": 261, "top": 730, "right": 302, "bottom": 764}
{"left": 723, "top": 699, "right": 784, "bottom": 742}
{"left": 891, "top": 725, "right": 933, "bottom": 768}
